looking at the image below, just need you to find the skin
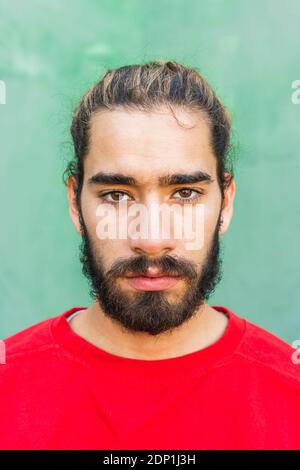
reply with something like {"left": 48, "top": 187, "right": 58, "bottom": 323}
{"left": 67, "top": 105, "right": 236, "bottom": 360}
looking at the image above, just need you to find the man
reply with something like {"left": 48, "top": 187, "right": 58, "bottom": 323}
{"left": 1, "top": 60, "right": 300, "bottom": 450}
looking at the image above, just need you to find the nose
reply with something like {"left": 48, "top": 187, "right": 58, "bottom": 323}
{"left": 129, "top": 238, "right": 177, "bottom": 257}
{"left": 127, "top": 201, "right": 178, "bottom": 256}
{"left": 128, "top": 226, "right": 177, "bottom": 256}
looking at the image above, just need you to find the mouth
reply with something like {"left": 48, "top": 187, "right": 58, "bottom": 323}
{"left": 123, "top": 270, "right": 181, "bottom": 291}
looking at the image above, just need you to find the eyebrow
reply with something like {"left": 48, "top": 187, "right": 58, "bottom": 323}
{"left": 87, "top": 171, "right": 214, "bottom": 187}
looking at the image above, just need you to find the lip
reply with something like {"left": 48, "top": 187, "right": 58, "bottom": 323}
{"left": 124, "top": 274, "right": 180, "bottom": 291}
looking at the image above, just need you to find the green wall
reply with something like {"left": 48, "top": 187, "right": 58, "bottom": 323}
{"left": 0, "top": 0, "right": 300, "bottom": 342}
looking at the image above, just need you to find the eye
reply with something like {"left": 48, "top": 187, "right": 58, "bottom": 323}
{"left": 172, "top": 188, "right": 203, "bottom": 203}
{"left": 98, "top": 191, "right": 131, "bottom": 203}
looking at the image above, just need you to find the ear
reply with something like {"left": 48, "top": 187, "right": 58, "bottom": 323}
{"left": 66, "top": 176, "right": 82, "bottom": 235}
{"left": 219, "top": 173, "right": 236, "bottom": 235}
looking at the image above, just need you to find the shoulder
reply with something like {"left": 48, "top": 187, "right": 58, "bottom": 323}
{"left": 234, "top": 314, "right": 300, "bottom": 387}
{"left": 1, "top": 307, "right": 79, "bottom": 365}
{"left": 3, "top": 316, "right": 57, "bottom": 363}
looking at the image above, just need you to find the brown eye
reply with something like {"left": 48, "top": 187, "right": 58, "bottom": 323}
{"left": 172, "top": 188, "right": 203, "bottom": 203}
{"left": 178, "top": 189, "right": 193, "bottom": 198}
{"left": 110, "top": 192, "right": 123, "bottom": 201}
{"left": 100, "top": 191, "right": 131, "bottom": 203}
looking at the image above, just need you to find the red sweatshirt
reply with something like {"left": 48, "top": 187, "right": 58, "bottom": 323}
{"left": 1, "top": 305, "right": 300, "bottom": 450}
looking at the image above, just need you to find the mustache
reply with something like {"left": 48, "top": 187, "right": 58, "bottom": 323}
{"left": 105, "top": 254, "right": 198, "bottom": 280}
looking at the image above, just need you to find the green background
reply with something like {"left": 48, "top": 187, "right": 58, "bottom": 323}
{"left": 0, "top": 0, "right": 299, "bottom": 342}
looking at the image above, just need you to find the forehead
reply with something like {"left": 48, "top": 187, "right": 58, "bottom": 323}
{"left": 85, "top": 107, "right": 217, "bottom": 182}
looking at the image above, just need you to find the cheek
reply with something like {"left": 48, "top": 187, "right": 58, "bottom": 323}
{"left": 203, "top": 186, "right": 222, "bottom": 227}
{"left": 202, "top": 198, "right": 222, "bottom": 248}
{"left": 80, "top": 188, "right": 99, "bottom": 226}
{"left": 176, "top": 199, "right": 220, "bottom": 255}
{"left": 203, "top": 200, "right": 220, "bottom": 229}
{"left": 81, "top": 194, "right": 130, "bottom": 265}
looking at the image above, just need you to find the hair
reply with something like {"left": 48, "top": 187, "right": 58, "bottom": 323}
{"left": 64, "top": 60, "right": 234, "bottom": 206}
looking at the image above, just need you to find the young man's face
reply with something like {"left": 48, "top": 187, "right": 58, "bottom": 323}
{"left": 68, "top": 106, "right": 235, "bottom": 335}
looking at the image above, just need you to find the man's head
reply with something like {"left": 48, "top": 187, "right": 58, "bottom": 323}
{"left": 65, "top": 60, "right": 236, "bottom": 336}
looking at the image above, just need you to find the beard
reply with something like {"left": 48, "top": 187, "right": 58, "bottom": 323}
{"left": 78, "top": 209, "right": 223, "bottom": 336}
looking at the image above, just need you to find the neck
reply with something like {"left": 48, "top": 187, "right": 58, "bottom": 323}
{"left": 68, "top": 301, "right": 229, "bottom": 360}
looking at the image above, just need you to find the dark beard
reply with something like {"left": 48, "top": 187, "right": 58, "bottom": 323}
{"left": 78, "top": 209, "right": 223, "bottom": 336}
